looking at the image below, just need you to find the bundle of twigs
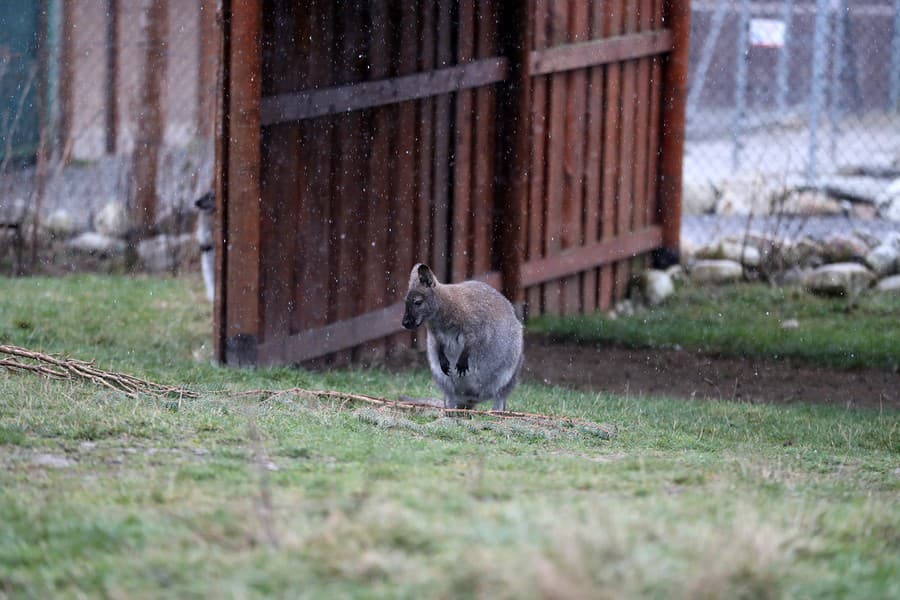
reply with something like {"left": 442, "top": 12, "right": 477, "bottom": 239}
{"left": 0, "top": 344, "right": 197, "bottom": 399}
{"left": 1, "top": 344, "right": 615, "bottom": 439}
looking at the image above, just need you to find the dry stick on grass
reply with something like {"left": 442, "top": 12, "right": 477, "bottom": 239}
{"left": 227, "top": 388, "right": 617, "bottom": 439}
{"left": 1, "top": 344, "right": 615, "bottom": 438}
{"left": 0, "top": 344, "right": 197, "bottom": 399}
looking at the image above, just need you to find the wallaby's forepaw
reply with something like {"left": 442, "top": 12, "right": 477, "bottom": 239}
{"left": 456, "top": 348, "right": 469, "bottom": 376}
{"left": 437, "top": 346, "right": 451, "bottom": 376}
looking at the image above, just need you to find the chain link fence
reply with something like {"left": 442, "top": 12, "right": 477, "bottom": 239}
{"left": 0, "top": 0, "right": 217, "bottom": 274}
{"left": 683, "top": 0, "right": 900, "bottom": 217}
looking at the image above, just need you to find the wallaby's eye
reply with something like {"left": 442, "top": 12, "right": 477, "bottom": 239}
{"left": 413, "top": 298, "right": 423, "bottom": 306}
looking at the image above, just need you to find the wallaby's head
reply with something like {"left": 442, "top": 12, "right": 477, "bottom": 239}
{"left": 402, "top": 263, "right": 438, "bottom": 330}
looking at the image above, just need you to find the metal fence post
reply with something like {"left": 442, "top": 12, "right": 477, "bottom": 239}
{"left": 807, "top": 0, "right": 830, "bottom": 183}
{"left": 776, "top": 0, "right": 794, "bottom": 115}
{"left": 732, "top": 0, "right": 750, "bottom": 172}
{"left": 829, "top": 0, "right": 846, "bottom": 161}
{"left": 687, "top": 0, "right": 728, "bottom": 118}
{"left": 890, "top": 0, "right": 900, "bottom": 110}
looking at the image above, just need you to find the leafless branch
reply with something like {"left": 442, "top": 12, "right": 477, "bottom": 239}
{"left": 1, "top": 344, "right": 615, "bottom": 439}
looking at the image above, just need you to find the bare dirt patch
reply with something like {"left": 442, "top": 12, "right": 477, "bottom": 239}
{"left": 383, "top": 334, "right": 898, "bottom": 411}
{"left": 523, "top": 335, "right": 899, "bottom": 411}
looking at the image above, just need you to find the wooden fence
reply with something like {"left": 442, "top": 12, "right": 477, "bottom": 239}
{"left": 215, "top": 0, "right": 690, "bottom": 366}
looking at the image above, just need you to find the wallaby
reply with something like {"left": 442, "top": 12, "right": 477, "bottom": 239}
{"left": 401, "top": 263, "right": 524, "bottom": 411}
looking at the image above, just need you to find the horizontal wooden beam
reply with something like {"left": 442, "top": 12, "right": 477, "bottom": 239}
{"left": 520, "top": 227, "right": 663, "bottom": 287}
{"left": 528, "top": 29, "right": 673, "bottom": 76}
{"left": 257, "top": 301, "right": 405, "bottom": 365}
{"left": 256, "top": 269, "right": 501, "bottom": 364}
{"left": 260, "top": 57, "right": 509, "bottom": 125}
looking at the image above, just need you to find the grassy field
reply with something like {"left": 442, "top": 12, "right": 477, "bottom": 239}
{"left": 1, "top": 275, "right": 898, "bottom": 599}
{"left": 531, "top": 283, "right": 900, "bottom": 371}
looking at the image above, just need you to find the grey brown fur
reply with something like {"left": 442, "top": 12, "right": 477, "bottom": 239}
{"left": 401, "top": 263, "right": 524, "bottom": 411}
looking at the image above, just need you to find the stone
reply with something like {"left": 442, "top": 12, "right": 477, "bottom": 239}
{"left": 714, "top": 175, "right": 782, "bottom": 215}
{"left": 67, "top": 232, "right": 126, "bottom": 255}
{"left": 876, "top": 274, "right": 900, "bottom": 293}
{"left": 821, "top": 234, "right": 870, "bottom": 263}
{"left": 782, "top": 238, "right": 826, "bottom": 268}
{"left": 94, "top": 201, "right": 129, "bottom": 238}
{"left": 779, "top": 189, "right": 843, "bottom": 215}
{"left": 682, "top": 179, "right": 719, "bottom": 215}
{"left": 865, "top": 244, "right": 899, "bottom": 277}
{"left": 697, "top": 241, "right": 761, "bottom": 268}
{"left": 875, "top": 178, "right": 900, "bottom": 221}
{"left": 641, "top": 269, "right": 675, "bottom": 306}
{"left": 45, "top": 208, "right": 75, "bottom": 237}
{"left": 138, "top": 233, "right": 196, "bottom": 273}
{"left": 689, "top": 259, "right": 744, "bottom": 284}
{"left": 803, "top": 263, "right": 875, "bottom": 298}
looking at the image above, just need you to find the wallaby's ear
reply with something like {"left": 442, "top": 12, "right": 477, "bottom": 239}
{"left": 417, "top": 264, "right": 436, "bottom": 288}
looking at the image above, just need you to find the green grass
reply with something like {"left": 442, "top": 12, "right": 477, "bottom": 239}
{"left": 1, "top": 274, "right": 899, "bottom": 599}
{"left": 531, "top": 283, "right": 900, "bottom": 371}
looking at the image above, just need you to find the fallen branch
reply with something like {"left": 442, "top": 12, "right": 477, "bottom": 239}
{"left": 0, "top": 344, "right": 197, "bottom": 399}
{"left": 226, "top": 388, "right": 617, "bottom": 439}
{"left": 1, "top": 344, "right": 615, "bottom": 439}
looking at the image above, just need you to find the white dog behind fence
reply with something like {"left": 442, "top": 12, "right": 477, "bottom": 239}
{"left": 195, "top": 192, "right": 215, "bottom": 302}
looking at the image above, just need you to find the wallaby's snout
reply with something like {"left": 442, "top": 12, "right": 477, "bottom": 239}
{"left": 401, "top": 310, "right": 419, "bottom": 330}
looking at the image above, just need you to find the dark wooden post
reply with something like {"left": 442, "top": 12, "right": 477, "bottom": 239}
{"left": 131, "top": 0, "right": 168, "bottom": 247}
{"left": 105, "top": 0, "right": 118, "bottom": 154}
{"left": 217, "top": 0, "right": 262, "bottom": 366}
{"left": 197, "top": 0, "right": 218, "bottom": 141}
{"left": 657, "top": 0, "right": 691, "bottom": 260}
{"left": 497, "top": 0, "right": 532, "bottom": 310}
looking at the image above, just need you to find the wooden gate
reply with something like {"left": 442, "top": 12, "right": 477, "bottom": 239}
{"left": 215, "top": 0, "right": 689, "bottom": 366}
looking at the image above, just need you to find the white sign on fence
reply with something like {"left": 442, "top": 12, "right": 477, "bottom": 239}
{"left": 749, "top": 18, "right": 786, "bottom": 48}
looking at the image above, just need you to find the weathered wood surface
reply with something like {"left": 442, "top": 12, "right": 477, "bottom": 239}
{"left": 218, "top": 0, "right": 689, "bottom": 365}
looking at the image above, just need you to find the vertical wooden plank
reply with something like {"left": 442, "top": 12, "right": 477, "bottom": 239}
{"left": 213, "top": 0, "right": 228, "bottom": 361}
{"left": 330, "top": 2, "right": 368, "bottom": 365}
{"left": 471, "top": 1, "right": 496, "bottom": 278}
{"left": 658, "top": 0, "right": 689, "bottom": 255}
{"left": 497, "top": 0, "right": 532, "bottom": 307}
{"left": 386, "top": 1, "right": 420, "bottom": 351}
{"left": 452, "top": 0, "right": 475, "bottom": 281}
{"left": 645, "top": 0, "right": 664, "bottom": 228}
{"left": 599, "top": 0, "right": 623, "bottom": 311}
{"left": 582, "top": 3, "right": 605, "bottom": 312}
{"left": 357, "top": 0, "right": 391, "bottom": 360}
{"left": 614, "top": 0, "right": 638, "bottom": 301}
{"left": 431, "top": 0, "right": 453, "bottom": 283}
{"left": 223, "top": 0, "right": 261, "bottom": 365}
{"left": 259, "top": 6, "right": 301, "bottom": 346}
{"left": 543, "top": 0, "right": 569, "bottom": 315}
{"left": 526, "top": 0, "right": 548, "bottom": 316}
{"left": 413, "top": 1, "right": 436, "bottom": 350}
{"left": 632, "top": 0, "right": 654, "bottom": 235}
{"left": 561, "top": 0, "right": 589, "bottom": 315}
{"left": 292, "top": 1, "right": 333, "bottom": 341}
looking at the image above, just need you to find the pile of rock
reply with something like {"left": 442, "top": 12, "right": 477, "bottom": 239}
{"left": 683, "top": 231, "right": 899, "bottom": 296}
{"left": 0, "top": 198, "right": 199, "bottom": 273}
{"left": 633, "top": 230, "right": 899, "bottom": 310}
{"left": 683, "top": 174, "right": 900, "bottom": 221}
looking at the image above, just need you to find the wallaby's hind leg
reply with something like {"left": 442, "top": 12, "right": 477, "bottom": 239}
{"left": 491, "top": 362, "right": 522, "bottom": 412}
